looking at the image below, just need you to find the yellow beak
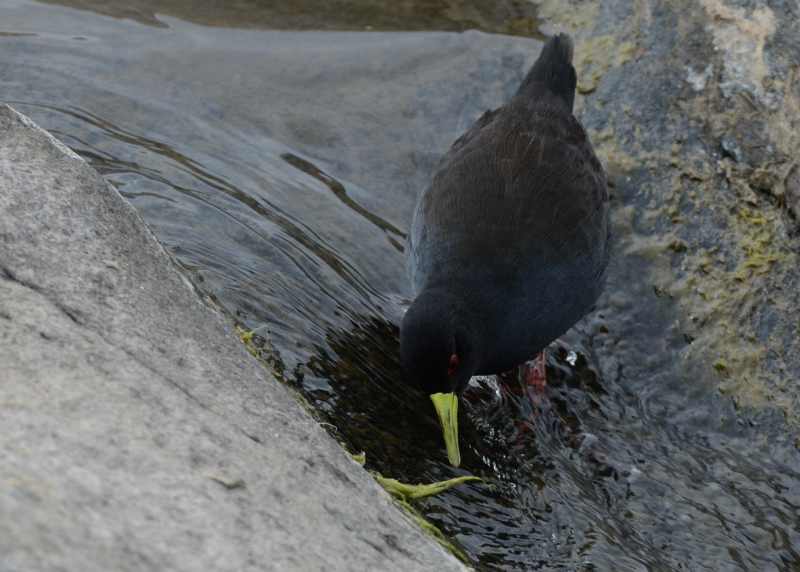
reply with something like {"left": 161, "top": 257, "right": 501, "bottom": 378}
{"left": 430, "top": 392, "right": 461, "bottom": 467}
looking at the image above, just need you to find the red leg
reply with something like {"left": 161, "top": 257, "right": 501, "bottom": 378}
{"left": 510, "top": 351, "right": 548, "bottom": 444}
{"left": 525, "top": 351, "right": 547, "bottom": 392}
{"left": 500, "top": 351, "right": 547, "bottom": 403}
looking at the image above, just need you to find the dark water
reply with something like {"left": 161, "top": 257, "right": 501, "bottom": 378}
{"left": 2, "top": 2, "right": 799, "bottom": 570}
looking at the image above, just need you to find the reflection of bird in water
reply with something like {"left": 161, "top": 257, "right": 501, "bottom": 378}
{"left": 400, "top": 34, "right": 610, "bottom": 467}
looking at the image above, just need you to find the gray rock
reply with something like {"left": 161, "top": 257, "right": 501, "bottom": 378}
{"left": 542, "top": 0, "right": 800, "bottom": 422}
{"left": 0, "top": 104, "right": 464, "bottom": 572}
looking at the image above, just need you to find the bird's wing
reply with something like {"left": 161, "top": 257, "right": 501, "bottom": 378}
{"left": 410, "top": 96, "right": 608, "bottom": 290}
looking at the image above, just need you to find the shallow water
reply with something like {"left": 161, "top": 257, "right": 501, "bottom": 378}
{"left": 2, "top": 1, "right": 799, "bottom": 570}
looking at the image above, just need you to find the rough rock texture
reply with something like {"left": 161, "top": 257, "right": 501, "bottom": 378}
{"left": 535, "top": 0, "right": 800, "bottom": 418}
{"left": 0, "top": 104, "right": 464, "bottom": 572}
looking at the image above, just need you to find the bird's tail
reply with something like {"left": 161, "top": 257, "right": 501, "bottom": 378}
{"left": 515, "top": 33, "right": 576, "bottom": 111}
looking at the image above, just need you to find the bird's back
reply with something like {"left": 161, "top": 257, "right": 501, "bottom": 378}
{"left": 407, "top": 34, "right": 609, "bottom": 372}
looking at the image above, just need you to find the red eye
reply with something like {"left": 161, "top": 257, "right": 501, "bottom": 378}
{"left": 448, "top": 353, "right": 459, "bottom": 377}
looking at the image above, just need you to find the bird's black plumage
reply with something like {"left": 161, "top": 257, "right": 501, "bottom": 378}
{"left": 401, "top": 34, "right": 609, "bottom": 400}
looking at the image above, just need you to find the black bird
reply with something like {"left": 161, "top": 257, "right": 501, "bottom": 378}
{"left": 400, "top": 34, "right": 609, "bottom": 466}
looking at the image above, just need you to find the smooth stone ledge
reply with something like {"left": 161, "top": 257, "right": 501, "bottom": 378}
{"left": 0, "top": 104, "right": 464, "bottom": 572}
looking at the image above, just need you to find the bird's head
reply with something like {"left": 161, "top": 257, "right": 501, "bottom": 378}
{"left": 400, "top": 290, "right": 479, "bottom": 467}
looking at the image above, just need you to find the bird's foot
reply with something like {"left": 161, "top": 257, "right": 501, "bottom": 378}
{"left": 523, "top": 351, "right": 547, "bottom": 392}
{"left": 498, "top": 352, "right": 548, "bottom": 401}
{"left": 515, "top": 351, "right": 547, "bottom": 413}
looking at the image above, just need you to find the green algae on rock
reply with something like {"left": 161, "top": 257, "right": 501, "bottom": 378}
{"left": 353, "top": 453, "right": 481, "bottom": 509}
{"left": 375, "top": 474, "right": 481, "bottom": 502}
{"left": 391, "top": 496, "right": 472, "bottom": 565}
{"left": 350, "top": 452, "right": 478, "bottom": 563}
{"left": 538, "top": 0, "right": 800, "bottom": 420}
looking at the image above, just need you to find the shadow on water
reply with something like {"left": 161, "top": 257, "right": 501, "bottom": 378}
{"left": 2, "top": 2, "right": 800, "bottom": 569}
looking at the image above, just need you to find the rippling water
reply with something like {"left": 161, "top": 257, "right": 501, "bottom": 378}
{"left": 2, "top": 2, "right": 799, "bottom": 569}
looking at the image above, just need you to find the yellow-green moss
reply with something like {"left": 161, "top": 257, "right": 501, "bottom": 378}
{"left": 375, "top": 474, "right": 482, "bottom": 501}
{"left": 574, "top": 35, "right": 637, "bottom": 94}
{"left": 533, "top": 0, "right": 599, "bottom": 32}
{"left": 356, "top": 450, "right": 481, "bottom": 563}
{"left": 588, "top": 127, "right": 643, "bottom": 177}
{"left": 236, "top": 325, "right": 259, "bottom": 356}
{"left": 394, "top": 497, "right": 471, "bottom": 563}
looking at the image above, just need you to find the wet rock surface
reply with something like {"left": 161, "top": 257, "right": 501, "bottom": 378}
{"left": 0, "top": 105, "right": 464, "bottom": 572}
{"left": 546, "top": 0, "right": 800, "bottom": 421}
